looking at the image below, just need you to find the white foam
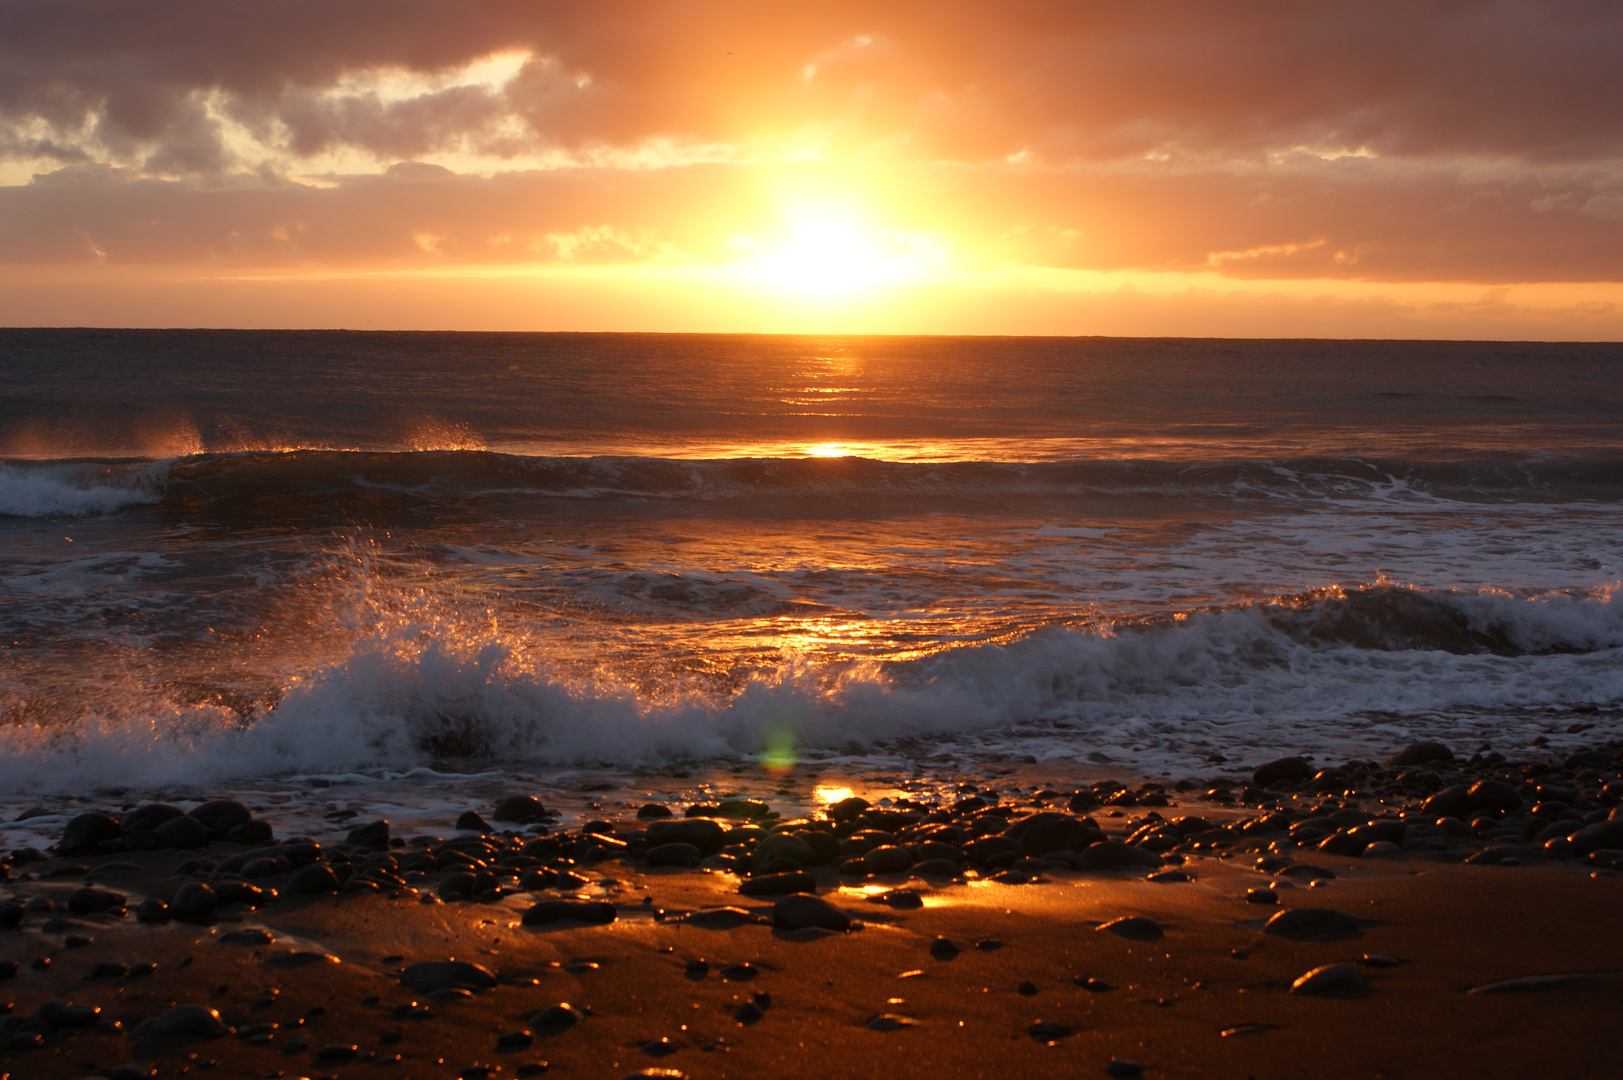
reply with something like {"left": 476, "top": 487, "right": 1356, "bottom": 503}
{"left": 0, "top": 463, "right": 161, "bottom": 517}
{"left": 0, "top": 582, "right": 1617, "bottom": 797}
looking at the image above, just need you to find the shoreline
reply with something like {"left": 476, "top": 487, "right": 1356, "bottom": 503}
{"left": 3, "top": 738, "right": 1622, "bottom": 1079}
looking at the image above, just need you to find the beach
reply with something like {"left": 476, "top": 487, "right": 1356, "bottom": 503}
{"left": 5, "top": 738, "right": 1622, "bottom": 1079}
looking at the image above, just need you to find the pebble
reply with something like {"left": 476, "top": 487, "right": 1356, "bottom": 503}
{"left": 1028, "top": 1020, "right": 1073, "bottom": 1042}
{"left": 739, "top": 871, "right": 815, "bottom": 896}
{"left": 149, "top": 1004, "right": 228, "bottom": 1037}
{"left": 1252, "top": 756, "right": 1313, "bottom": 786}
{"left": 1018, "top": 981, "right": 1038, "bottom": 996}
{"left": 522, "top": 899, "right": 618, "bottom": 926}
{"left": 58, "top": 812, "right": 122, "bottom": 856}
{"left": 1146, "top": 869, "right": 1189, "bottom": 883}
{"left": 171, "top": 882, "right": 220, "bottom": 923}
{"left": 457, "top": 810, "right": 493, "bottom": 832}
{"left": 67, "top": 886, "right": 125, "bottom": 914}
{"left": 866, "top": 1014, "right": 917, "bottom": 1030}
{"left": 911, "top": 858, "right": 962, "bottom": 879}
{"left": 400, "top": 960, "right": 498, "bottom": 991}
{"left": 929, "top": 936, "right": 961, "bottom": 959}
{"left": 285, "top": 863, "right": 341, "bottom": 895}
{"left": 35, "top": 1000, "right": 101, "bottom": 1028}
{"left": 529, "top": 1003, "right": 584, "bottom": 1032}
{"left": 1098, "top": 916, "right": 1164, "bottom": 941}
{"left": 1076, "top": 842, "right": 1163, "bottom": 871}
{"left": 1107, "top": 1058, "right": 1144, "bottom": 1077}
{"left": 493, "top": 795, "right": 549, "bottom": 824}
{"left": 1290, "top": 963, "right": 1371, "bottom": 998}
{"left": 640, "top": 1036, "right": 681, "bottom": 1055}
{"left": 1263, "top": 907, "right": 1361, "bottom": 941}
{"left": 316, "top": 1043, "right": 361, "bottom": 1060}
{"left": 867, "top": 889, "right": 924, "bottom": 909}
{"left": 1078, "top": 977, "right": 1114, "bottom": 991}
{"left": 974, "top": 939, "right": 1003, "bottom": 951}
{"left": 220, "top": 928, "right": 275, "bottom": 945}
{"left": 719, "top": 963, "right": 758, "bottom": 981}
{"left": 637, "top": 803, "right": 674, "bottom": 819}
{"left": 735, "top": 1000, "right": 765, "bottom": 1024}
{"left": 621, "top": 1070, "right": 688, "bottom": 1080}
{"left": 346, "top": 820, "right": 390, "bottom": 848}
{"left": 771, "top": 894, "right": 851, "bottom": 932}
{"left": 1245, "top": 888, "right": 1279, "bottom": 905}
{"left": 155, "top": 815, "right": 210, "bottom": 850}
{"left": 679, "top": 907, "right": 760, "bottom": 929}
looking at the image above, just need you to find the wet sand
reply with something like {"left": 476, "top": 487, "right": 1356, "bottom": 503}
{"left": 4, "top": 746, "right": 1623, "bottom": 1079}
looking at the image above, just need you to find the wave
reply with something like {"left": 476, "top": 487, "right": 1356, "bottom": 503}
{"left": 0, "top": 461, "right": 163, "bottom": 517}
{"left": 3, "top": 450, "right": 1620, "bottom": 519}
{"left": 0, "top": 582, "right": 1617, "bottom": 795}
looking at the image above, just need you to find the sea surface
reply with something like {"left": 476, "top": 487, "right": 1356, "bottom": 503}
{"left": 1, "top": 330, "right": 1620, "bottom": 842}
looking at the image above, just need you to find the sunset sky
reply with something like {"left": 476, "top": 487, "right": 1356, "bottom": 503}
{"left": 2, "top": 1, "right": 1622, "bottom": 337}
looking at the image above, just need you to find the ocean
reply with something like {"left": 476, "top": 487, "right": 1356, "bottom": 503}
{"left": 1, "top": 329, "right": 1620, "bottom": 843}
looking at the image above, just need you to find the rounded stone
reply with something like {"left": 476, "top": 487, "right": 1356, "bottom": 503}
{"left": 152, "top": 1004, "right": 228, "bottom": 1037}
{"left": 1290, "top": 963, "right": 1371, "bottom": 998}
{"left": 58, "top": 812, "right": 122, "bottom": 856}
{"left": 188, "top": 800, "right": 252, "bottom": 835}
{"left": 771, "top": 893, "right": 851, "bottom": 932}
{"left": 155, "top": 815, "right": 210, "bottom": 850}
{"left": 1264, "top": 907, "right": 1361, "bottom": 941}
{"left": 1097, "top": 915, "right": 1163, "bottom": 941}
{"left": 493, "top": 796, "right": 549, "bottom": 824}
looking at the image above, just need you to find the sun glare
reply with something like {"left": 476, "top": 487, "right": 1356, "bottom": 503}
{"left": 748, "top": 205, "right": 898, "bottom": 298}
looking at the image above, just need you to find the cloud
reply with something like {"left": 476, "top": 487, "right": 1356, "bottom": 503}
{"left": 0, "top": 2, "right": 1620, "bottom": 288}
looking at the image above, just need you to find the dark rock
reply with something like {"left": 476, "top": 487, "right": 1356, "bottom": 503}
{"left": 716, "top": 799, "right": 772, "bottom": 820}
{"left": 497, "top": 1030, "right": 534, "bottom": 1048}
{"left": 1005, "top": 812, "right": 1100, "bottom": 855}
{"left": 220, "top": 928, "right": 275, "bottom": 945}
{"left": 644, "top": 842, "right": 703, "bottom": 868}
{"left": 1569, "top": 819, "right": 1623, "bottom": 855}
{"left": 912, "top": 857, "right": 962, "bottom": 878}
{"left": 1018, "top": 981, "right": 1038, "bottom": 996}
{"left": 869, "top": 889, "right": 923, "bottom": 910}
{"left": 1467, "top": 780, "right": 1524, "bottom": 813}
{"left": 1029, "top": 1020, "right": 1073, "bottom": 1041}
{"left": 1264, "top": 907, "right": 1361, "bottom": 941}
{"left": 1422, "top": 785, "right": 1472, "bottom": 818}
{"left": 1388, "top": 741, "right": 1453, "bottom": 768}
{"left": 771, "top": 894, "right": 851, "bottom": 932}
{"left": 1290, "top": 963, "right": 1370, "bottom": 998}
{"left": 493, "top": 796, "right": 549, "bottom": 824}
{"left": 636, "top": 803, "right": 673, "bottom": 819}
{"left": 1246, "top": 887, "right": 1279, "bottom": 904}
{"left": 645, "top": 818, "right": 727, "bottom": 856}
{"left": 828, "top": 796, "right": 870, "bottom": 822}
{"left": 739, "top": 872, "right": 815, "bottom": 896}
{"left": 346, "top": 820, "right": 390, "bottom": 848}
{"left": 860, "top": 845, "right": 914, "bottom": 874}
{"left": 929, "top": 936, "right": 960, "bottom": 958}
{"left": 1253, "top": 757, "right": 1313, "bottom": 786}
{"left": 528, "top": 1003, "right": 583, "bottom": 1032}
{"left": 0, "top": 959, "right": 19, "bottom": 978}
{"left": 316, "top": 1043, "right": 360, "bottom": 1061}
{"left": 58, "top": 812, "right": 122, "bottom": 856}
{"left": 68, "top": 886, "right": 125, "bottom": 914}
{"left": 522, "top": 900, "right": 617, "bottom": 926}
{"left": 1107, "top": 1059, "right": 1144, "bottom": 1077}
{"left": 171, "top": 882, "right": 220, "bottom": 923}
{"left": 752, "top": 833, "right": 818, "bottom": 871}
{"left": 1098, "top": 916, "right": 1163, "bottom": 941}
{"left": 285, "top": 863, "right": 341, "bottom": 895}
{"left": 35, "top": 1000, "right": 101, "bottom": 1027}
{"left": 226, "top": 820, "right": 274, "bottom": 845}
{"left": 151, "top": 1004, "right": 228, "bottom": 1037}
{"left": 155, "top": 815, "right": 210, "bottom": 850}
{"left": 121, "top": 804, "right": 186, "bottom": 832}
{"left": 0, "top": 901, "right": 22, "bottom": 927}
{"left": 735, "top": 1001, "right": 765, "bottom": 1024}
{"left": 1146, "top": 869, "right": 1190, "bottom": 883}
{"left": 1276, "top": 863, "right": 1336, "bottom": 882}
{"left": 456, "top": 811, "right": 493, "bottom": 833}
{"left": 965, "top": 835, "right": 1023, "bottom": 867}
{"left": 719, "top": 963, "right": 758, "bottom": 981}
{"left": 401, "top": 960, "right": 498, "bottom": 991}
{"left": 135, "top": 897, "right": 170, "bottom": 923}
{"left": 1077, "top": 842, "right": 1163, "bottom": 871}
{"left": 188, "top": 800, "right": 252, "bottom": 836}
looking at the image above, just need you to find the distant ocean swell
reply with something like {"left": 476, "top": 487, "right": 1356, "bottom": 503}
{"left": 0, "top": 582, "right": 1617, "bottom": 795}
{"left": 4, "top": 450, "right": 1623, "bottom": 519}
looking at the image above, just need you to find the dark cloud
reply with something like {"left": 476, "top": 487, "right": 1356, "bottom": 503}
{"left": 0, "top": 2, "right": 1620, "bottom": 285}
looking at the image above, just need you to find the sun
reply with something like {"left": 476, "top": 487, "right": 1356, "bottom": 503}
{"left": 746, "top": 204, "right": 897, "bottom": 298}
